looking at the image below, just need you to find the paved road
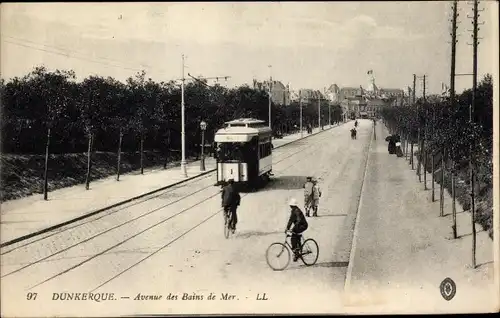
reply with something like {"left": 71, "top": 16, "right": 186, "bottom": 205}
{"left": 344, "top": 122, "right": 496, "bottom": 314}
{"left": 1, "top": 121, "right": 372, "bottom": 316}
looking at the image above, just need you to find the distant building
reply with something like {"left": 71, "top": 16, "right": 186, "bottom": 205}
{"left": 253, "top": 79, "right": 290, "bottom": 106}
{"left": 334, "top": 71, "right": 406, "bottom": 118}
{"left": 325, "top": 84, "right": 341, "bottom": 104}
{"left": 296, "top": 89, "right": 325, "bottom": 103}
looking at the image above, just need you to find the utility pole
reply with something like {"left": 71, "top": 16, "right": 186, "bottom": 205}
{"left": 268, "top": 65, "right": 272, "bottom": 129}
{"left": 422, "top": 75, "right": 427, "bottom": 190}
{"left": 415, "top": 74, "right": 421, "bottom": 181}
{"left": 317, "top": 92, "right": 321, "bottom": 130}
{"left": 412, "top": 74, "right": 416, "bottom": 105}
{"left": 448, "top": 0, "right": 459, "bottom": 237}
{"left": 299, "top": 90, "right": 303, "bottom": 138}
{"left": 178, "top": 54, "right": 231, "bottom": 178}
{"left": 326, "top": 87, "right": 331, "bottom": 126}
{"left": 411, "top": 74, "right": 416, "bottom": 169}
{"left": 423, "top": 75, "right": 427, "bottom": 100}
{"left": 180, "top": 54, "right": 187, "bottom": 178}
{"left": 467, "top": 0, "right": 482, "bottom": 269}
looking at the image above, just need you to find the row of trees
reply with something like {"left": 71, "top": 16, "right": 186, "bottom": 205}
{"left": 1, "top": 66, "right": 343, "bottom": 196}
{"left": 1, "top": 67, "right": 343, "bottom": 155}
{"left": 380, "top": 74, "right": 493, "bottom": 264}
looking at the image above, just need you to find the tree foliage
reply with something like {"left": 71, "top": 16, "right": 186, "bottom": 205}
{"left": 1, "top": 67, "right": 341, "bottom": 156}
{"left": 380, "top": 74, "right": 493, "bottom": 178}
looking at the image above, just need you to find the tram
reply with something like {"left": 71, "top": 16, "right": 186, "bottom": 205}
{"left": 214, "top": 118, "right": 273, "bottom": 186}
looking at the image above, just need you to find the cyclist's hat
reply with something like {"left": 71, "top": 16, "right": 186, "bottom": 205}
{"left": 289, "top": 198, "right": 298, "bottom": 206}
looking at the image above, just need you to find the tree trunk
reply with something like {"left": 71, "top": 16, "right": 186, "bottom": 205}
{"left": 451, "top": 166, "right": 457, "bottom": 238}
{"left": 431, "top": 151, "right": 435, "bottom": 201}
{"left": 440, "top": 148, "right": 445, "bottom": 217}
{"left": 43, "top": 127, "right": 51, "bottom": 200}
{"left": 417, "top": 139, "right": 423, "bottom": 181}
{"left": 417, "top": 130, "right": 421, "bottom": 178}
{"left": 117, "top": 129, "right": 123, "bottom": 181}
{"left": 85, "top": 132, "right": 93, "bottom": 190}
{"left": 140, "top": 131, "right": 144, "bottom": 175}
{"left": 423, "top": 141, "right": 427, "bottom": 189}
{"left": 405, "top": 134, "right": 409, "bottom": 160}
{"left": 410, "top": 142, "right": 414, "bottom": 169}
{"left": 164, "top": 129, "right": 171, "bottom": 169}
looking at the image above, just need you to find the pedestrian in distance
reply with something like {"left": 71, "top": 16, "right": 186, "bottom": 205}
{"left": 303, "top": 176, "right": 314, "bottom": 217}
{"left": 285, "top": 198, "right": 309, "bottom": 262}
{"left": 221, "top": 179, "right": 241, "bottom": 233}
{"left": 351, "top": 127, "right": 357, "bottom": 140}
{"left": 311, "top": 179, "right": 322, "bottom": 217}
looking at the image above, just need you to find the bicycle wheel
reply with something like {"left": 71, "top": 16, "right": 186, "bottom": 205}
{"left": 265, "top": 243, "right": 290, "bottom": 271}
{"left": 300, "top": 238, "right": 319, "bottom": 266}
{"left": 224, "top": 211, "right": 230, "bottom": 239}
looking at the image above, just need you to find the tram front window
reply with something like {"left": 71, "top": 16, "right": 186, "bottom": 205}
{"left": 216, "top": 142, "right": 254, "bottom": 162}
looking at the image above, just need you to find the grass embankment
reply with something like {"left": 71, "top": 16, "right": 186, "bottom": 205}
{"left": 419, "top": 150, "right": 493, "bottom": 240}
{"left": 0, "top": 150, "right": 195, "bottom": 202}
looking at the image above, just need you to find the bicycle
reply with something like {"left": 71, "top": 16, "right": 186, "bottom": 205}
{"left": 223, "top": 207, "right": 234, "bottom": 239}
{"left": 265, "top": 232, "right": 319, "bottom": 271}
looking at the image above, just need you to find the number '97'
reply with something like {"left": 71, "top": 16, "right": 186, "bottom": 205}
{"left": 26, "top": 292, "right": 37, "bottom": 300}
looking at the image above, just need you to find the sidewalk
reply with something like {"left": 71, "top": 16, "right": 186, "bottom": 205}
{"left": 343, "top": 122, "right": 496, "bottom": 314}
{"left": 0, "top": 123, "right": 342, "bottom": 245}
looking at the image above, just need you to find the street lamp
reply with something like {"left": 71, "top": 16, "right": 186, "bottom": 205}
{"left": 200, "top": 120, "right": 207, "bottom": 171}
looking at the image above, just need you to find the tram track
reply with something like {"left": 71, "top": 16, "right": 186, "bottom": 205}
{"left": 0, "top": 128, "right": 336, "bottom": 250}
{"left": 2, "top": 129, "right": 342, "bottom": 290}
{"left": 87, "top": 125, "right": 372, "bottom": 293}
{"left": 28, "top": 131, "right": 342, "bottom": 290}
{"left": 0, "top": 128, "right": 334, "bottom": 255}
{"left": 1, "top": 129, "right": 334, "bottom": 256}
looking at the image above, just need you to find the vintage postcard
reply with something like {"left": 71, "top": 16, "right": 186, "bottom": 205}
{"left": 1, "top": 2, "right": 499, "bottom": 316}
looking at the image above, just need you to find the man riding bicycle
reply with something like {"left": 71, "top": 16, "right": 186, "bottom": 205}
{"left": 285, "top": 198, "right": 308, "bottom": 262}
{"left": 221, "top": 179, "right": 240, "bottom": 233}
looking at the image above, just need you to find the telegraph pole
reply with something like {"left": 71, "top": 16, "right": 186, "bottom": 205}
{"left": 268, "top": 65, "right": 272, "bottom": 129}
{"left": 411, "top": 74, "right": 416, "bottom": 169}
{"left": 412, "top": 74, "right": 416, "bottom": 105}
{"left": 299, "top": 91, "right": 303, "bottom": 138}
{"left": 468, "top": 0, "right": 482, "bottom": 269}
{"left": 317, "top": 93, "right": 321, "bottom": 130}
{"left": 422, "top": 75, "right": 427, "bottom": 190}
{"left": 416, "top": 74, "right": 421, "bottom": 181}
{"left": 423, "top": 75, "right": 427, "bottom": 100}
{"left": 448, "top": 0, "right": 459, "bottom": 236}
{"left": 180, "top": 54, "right": 187, "bottom": 178}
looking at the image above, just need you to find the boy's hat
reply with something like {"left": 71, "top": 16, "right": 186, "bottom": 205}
{"left": 288, "top": 198, "right": 298, "bottom": 206}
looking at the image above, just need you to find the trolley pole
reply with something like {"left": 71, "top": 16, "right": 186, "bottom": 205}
{"left": 178, "top": 55, "right": 231, "bottom": 178}
{"left": 268, "top": 65, "right": 272, "bottom": 129}
{"left": 318, "top": 93, "right": 321, "bottom": 130}
{"left": 180, "top": 54, "right": 187, "bottom": 178}
{"left": 299, "top": 91, "right": 303, "bottom": 138}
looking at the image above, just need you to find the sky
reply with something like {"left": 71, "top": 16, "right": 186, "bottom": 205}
{"left": 1, "top": 2, "right": 498, "bottom": 95}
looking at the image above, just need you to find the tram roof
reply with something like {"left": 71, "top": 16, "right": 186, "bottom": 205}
{"left": 214, "top": 122, "right": 272, "bottom": 142}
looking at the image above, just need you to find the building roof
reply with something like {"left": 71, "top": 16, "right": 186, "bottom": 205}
{"left": 326, "top": 84, "right": 340, "bottom": 93}
{"left": 253, "top": 79, "right": 287, "bottom": 91}
{"left": 379, "top": 88, "right": 404, "bottom": 95}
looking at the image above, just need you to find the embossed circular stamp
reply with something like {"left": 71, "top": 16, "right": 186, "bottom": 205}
{"left": 440, "top": 277, "right": 457, "bottom": 301}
